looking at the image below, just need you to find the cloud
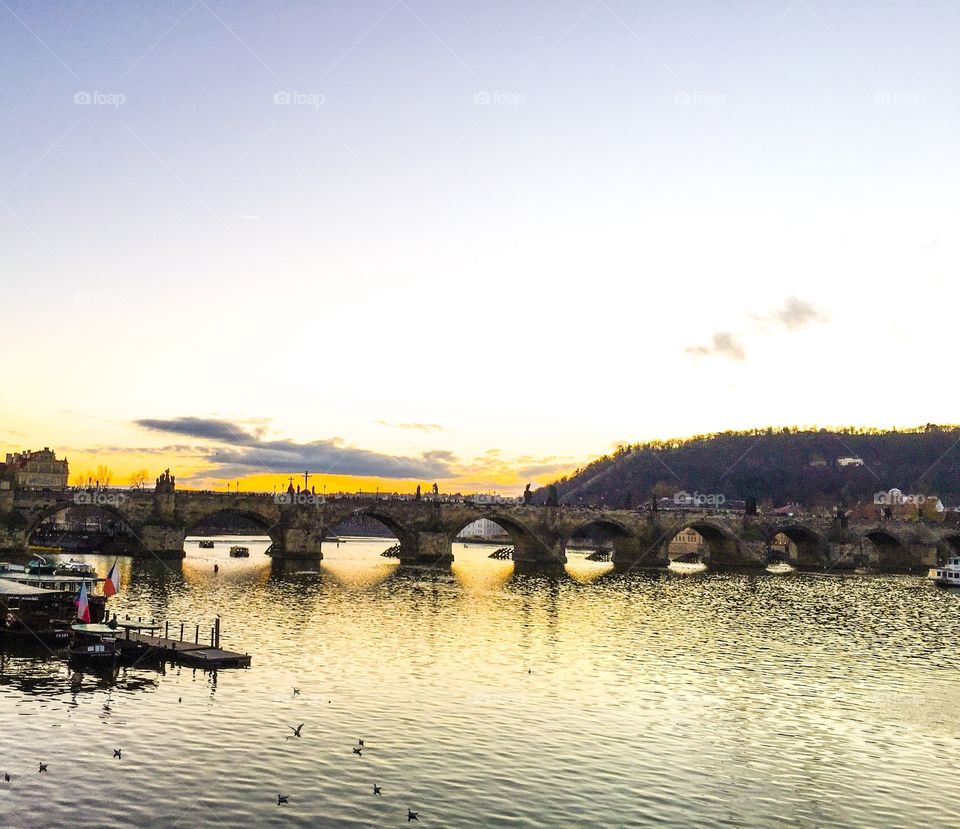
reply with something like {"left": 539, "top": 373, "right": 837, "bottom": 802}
{"left": 375, "top": 420, "right": 447, "bottom": 433}
{"left": 764, "top": 296, "right": 829, "bottom": 331}
{"left": 685, "top": 332, "right": 746, "bottom": 361}
{"left": 136, "top": 417, "right": 258, "bottom": 444}
{"left": 133, "top": 417, "right": 454, "bottom": 479}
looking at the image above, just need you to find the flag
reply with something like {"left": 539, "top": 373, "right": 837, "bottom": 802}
{"left": 76, "top": 582, "right": 91, "bottom": 623}
{"left": 104, "top": 561, "right": 120, "bottom": 597}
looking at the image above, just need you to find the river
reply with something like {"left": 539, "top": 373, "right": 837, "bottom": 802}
{"left": 1, "top": 539, "right": 959, "bottom": 828}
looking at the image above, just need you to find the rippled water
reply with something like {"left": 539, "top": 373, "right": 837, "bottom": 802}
{"left": 2, "top": 539, "right": 960, "bottom": 828}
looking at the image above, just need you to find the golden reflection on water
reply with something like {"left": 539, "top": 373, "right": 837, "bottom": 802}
{"left": 5, "top": 540, "right": 960, "bottom": 828}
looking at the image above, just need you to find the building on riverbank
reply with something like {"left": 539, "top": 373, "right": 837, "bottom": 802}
{"left": 3, "top": 448, "right": 69, "bottom": 489}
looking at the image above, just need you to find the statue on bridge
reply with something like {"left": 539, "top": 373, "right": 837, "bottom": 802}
{"left": 155, "top": 468, "right": 175, "bottom": 493}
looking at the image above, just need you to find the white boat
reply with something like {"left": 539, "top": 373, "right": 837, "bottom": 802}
{"left": 766, "top": 562, "right": 795, "bottom": 575}
{"left": 57, "top": 559, "right": 97, "bottom": 577}
{"left": 668, "top": 560, "right": 707, "bottom": 575}
{"left": 928, "top": 557, "right": 960, "bottom": 586}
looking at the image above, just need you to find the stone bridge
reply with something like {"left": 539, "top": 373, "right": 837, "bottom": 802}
{"left": 2, "top": 482, "right": 959, "bottom": 572}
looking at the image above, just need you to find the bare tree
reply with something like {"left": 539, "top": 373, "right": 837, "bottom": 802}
{"left": 129, "top": 469, "right": 149, "bottom": 489}
{"left": 94, "top": 464, "right": 114, "bottom": 488}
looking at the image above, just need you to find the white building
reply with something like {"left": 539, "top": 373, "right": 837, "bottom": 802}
{"left": 457, "top": 518, "right": 509, "bottom": 540}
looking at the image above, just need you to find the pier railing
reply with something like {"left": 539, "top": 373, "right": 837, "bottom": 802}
{"left": 110, "top": 612, "right": 223, "bottom": 649}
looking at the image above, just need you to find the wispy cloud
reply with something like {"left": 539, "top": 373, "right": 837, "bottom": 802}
{"left": 685, "top": 332, "right": 747, "bottom": 361}
{"left": 375, "top": 420, "right": 447, "bottom": 433}
{"left": 686, "top": 297, "right": 828, "bottom": 361}
{"left": 752, "top": 296, "right": 829, "bottom": 331}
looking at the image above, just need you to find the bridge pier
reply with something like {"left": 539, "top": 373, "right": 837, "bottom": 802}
{"left": 610, "top": 535, "right": 668, "bottom": 569}
{"left": 138, "top": 525, "right": 186, "bottom": 559}
{"left": 398, "top": 531, "right": 453, "bottom": 567}
{"left": 272, "top": 524, "right": 324, "bottom": 560}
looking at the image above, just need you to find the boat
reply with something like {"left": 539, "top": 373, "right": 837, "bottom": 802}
{"left": 26, "top": 555, "right": 58, "bottom": 576}
{"left": 0, "top": 572, "right": 108, "bottom": 623}
{"left": 766, "top": 562, "right": 796, "bottom": 575}
{"left": 0, "top": 580, "right": 72, "bottom": 645}
{"left": 229, "top": 545, "right": 250, "bottom": 558}
{"left": 668, "top": 560, "right": 708, "bottom": 575}
{"left": 928, "top": 556, "right": 960, "bottom": 587}
{"left": 56, "top": 559, "right": 97, "bottom": 577}
{"left": 198, "top": 540, "right": 215, "bottom": 549}
{"left": 70, "top": 623, "right": 118, "bottom": 665}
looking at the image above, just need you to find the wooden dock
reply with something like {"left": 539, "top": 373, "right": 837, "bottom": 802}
{"left": 113, "top": 618, "right": 251, "bottom": 669}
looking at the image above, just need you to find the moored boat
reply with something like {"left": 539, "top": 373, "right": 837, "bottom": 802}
{"left": 198, "top": 540, "right": 215, "bottom": 549}
{"left": 26, "top": 555, "right": 58, "bottom": 576}
{"left": 0, "top": 572, "right": 108, "bottom": 623}
{"left": 766, "top": 562, "right": 796, "bottom": 575}
{"left": 0, "top": 580, "right": 72, "bottom": 645}
{"left": 668, "top": 560, "right": 708, "bottom": 575}
{"left": 70, "top": 623, "right": 118, "bottom": 665}
{"left": 928, "top": 557, "right": 960, "bottom": 587}
{"left": 229, "top": 546, "right": 250, "bottom": 558}
{"left": 56, "top": 559, "right": 97, "bottom": 577}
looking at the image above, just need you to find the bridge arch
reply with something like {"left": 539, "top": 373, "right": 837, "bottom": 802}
{"left": 667, "top": 520, "right": 740, "bottom": 564}
{"left": 854, "top": 527, "right": 915, "bottom": 570}
{"left": 563, "top": 517, "right": 635, "bottom": 562}
{"left": 765, "top": 525, "right": 828, "bottom": 567}
{"left": 448, "top": 512, "right": 554, "bottom": 565}
{"left": 184, "top": 507, "right": 282, "bottom": 551}
{"left": 351, "top": 508, "right": 418, "bottom": 552}
{"left": 937, "top": 533, "right": 960, "bottom": 559}
{"left": 24, "top": 499, "right": 145, "bottom": 555}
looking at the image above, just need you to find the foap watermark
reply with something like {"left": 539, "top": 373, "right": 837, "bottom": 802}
{"left": 274, "top": 90, "right": 325, "bottom": 108}
{"left": 674, "top": 490, "right": 726, "bottom": 508}
{"left": 473, "top": 90, "right": 525, "bottom": 108}
{"left": 74, "top": 491, "right": 127, "bottom": 506}
{"left": 74, "top": 291, "right": 126, "bottom": 308}
{"left": 874, "top": 489, "right": 926, "bottom": 506}
{"left": 74, "top": 90, "right": 126, "bottom": 108}
{"left": 673, "top": 90, "right": 725, "bottom": 108}
{"left": 275, "top": 492, "right": 324, "bottom": 506}
{"left": 872, "top": 91, "right": 923, "bottom": 108}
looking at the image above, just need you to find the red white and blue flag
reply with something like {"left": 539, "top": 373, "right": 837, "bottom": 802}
{"left": 76, "top": 582, "right": 91, "bottom": 623}
{"left": 104, "top": 561, "right": 120, "bottom": 597}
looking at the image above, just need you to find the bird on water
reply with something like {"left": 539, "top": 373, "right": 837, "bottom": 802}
{"left": 38, "top": 763, "right": 47, "bottom": 773}
{"left": 292, "top": 688, "right": 300, "bottom": 696}
{"left": 4, "top": 773, "right": 10, "bottom": 782}
{"left": 352, "top": 747, "right": 362, "bottom": 756}
{"left": 113, "top": 749, "right": 121, "bottom": 759}
{"left": 277, "top": 794, "right": 289, "bottom": 805}
{"left": 408, "top": 809, "right": 419, "bottom": 821}
{"left": 358, "top": 738, "right": 364, "bottom": 747}
{"left": 288, "top": 723, "right": 304, "bottom": 738}
{"left": 373, "top": 784, "right": 381, "bottom": 795}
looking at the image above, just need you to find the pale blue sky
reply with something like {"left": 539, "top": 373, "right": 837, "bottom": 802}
{"left": 2, "top": 1, "right": 957, "bottom": 488}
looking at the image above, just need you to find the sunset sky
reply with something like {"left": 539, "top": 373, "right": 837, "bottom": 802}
{"left": 2, "top": 1, "right": 958, "bottom": 493}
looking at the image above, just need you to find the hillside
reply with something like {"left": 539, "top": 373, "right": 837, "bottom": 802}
{"left": 537, "top": 426, "right": 960, "bottom": 509}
